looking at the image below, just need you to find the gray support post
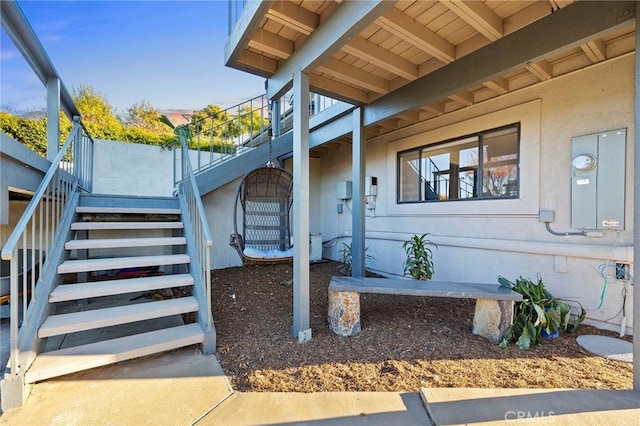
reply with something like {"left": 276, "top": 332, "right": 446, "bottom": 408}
{"left": 292, "top": 69, "right": 311, "bottom": 342}
{"left": 0, "top": 184, "right": 8, "bottom": 226}
{"left": 633, "top": 7, "right": 640, "bottom": 392}
{"left": 46, "top": 77, "right": 60, "bottom": 161}
{"left": 351, "top": 107, "right": 365, "bottom": 278}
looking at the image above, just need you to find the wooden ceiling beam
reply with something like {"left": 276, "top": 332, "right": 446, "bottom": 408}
{"left": 266, "top": 1, "right": 318, "bottom": 35}
{"left": 397, "top": 111, "right": 420, "bottom": 123}
{"left": 549, "top": 0, "right": 572, "bottom": 11}
{"left": 377, "top": 7, "right": 456, "bottom": 63}
{"left": 504, "top": 1, "right": 553, "bottom": 36}
{"left": 482, "top": 77, "right": 509, "bottom": 95}
{"left": 248, "top": 29, "right": 294, "bottom": 59}
{"left": 377, "top": 119, "right": 399, "bottom": 130}
{"left": 443, "top": 0, "right": 504, "bottom": 42}
{"left": 526, "top": 60, "right": 552, "bottom": 80}
{"left": 448, "top": 90, "right": 474, "bottom": 106}
{"left": 225, "top": 1, "right": 274, "bottom": 71}
{"left": 363, "top": 1, "right": 635, "bottom": 127}
{"left": 316, "top": 58, "right": 390, "bottom": 94}
{"left": 342, "top": 36, "right": 418, "bottom": 81}
{"left": 581, "top": 39, "right": 607, "bottom": 63}
{"left": 238, "top": 50, "right": 278, "bottom": 74}
{"left": 309, "top": 73, "right": 370, "bottom": 104}
{"left": 366, "top": 127, "right": 381, "bottom": 138}
{"left": 266, "top": 1, "right": 394, "bottom": 100}
{"left": 421, "top": 102, "right": 445, "bottom": 115}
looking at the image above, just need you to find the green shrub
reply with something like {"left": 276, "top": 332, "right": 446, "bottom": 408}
{"left": 498, "top": 275, "right": 585, "bottom": 350}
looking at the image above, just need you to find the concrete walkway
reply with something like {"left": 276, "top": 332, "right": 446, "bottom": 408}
{"left": 1, "top": 345, "right": 640, "bottom": 425}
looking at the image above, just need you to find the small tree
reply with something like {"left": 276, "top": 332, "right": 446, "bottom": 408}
{"left": 402, "top": 233, "right": 437, "bottom": 280}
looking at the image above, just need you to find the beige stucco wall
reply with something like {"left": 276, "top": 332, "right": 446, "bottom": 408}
{"left": 316, "top": 54, "right": 634, "bottom": 334}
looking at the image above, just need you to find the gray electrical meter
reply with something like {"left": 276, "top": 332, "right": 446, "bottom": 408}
{"left": 571, "top": 129, "right": 626, "bottom": 230}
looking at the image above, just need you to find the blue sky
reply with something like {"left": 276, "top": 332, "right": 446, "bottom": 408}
{"left": 0, "top": 0, "right": 265, "bottom": 115}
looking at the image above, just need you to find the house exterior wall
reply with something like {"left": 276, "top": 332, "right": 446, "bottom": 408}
{"left": 318, "top": 55, "right": 635, "bottom": 334}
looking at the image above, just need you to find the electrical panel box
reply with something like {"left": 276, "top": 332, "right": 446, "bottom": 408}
{"left": 365, "top": 176, "right": 378, "bottom": 196}
{"left": 571, "top": 129, "right": 626, "bottom": 230}
{"left": 336, "top": 181, "right": 352, "bottom": 200}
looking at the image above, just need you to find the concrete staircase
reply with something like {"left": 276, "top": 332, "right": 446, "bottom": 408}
{"left": 23, "top": 194, "right": 205, "bottom": 383}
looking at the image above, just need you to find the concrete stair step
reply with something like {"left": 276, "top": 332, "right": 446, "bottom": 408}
{"left": 76, "top": 206, "right": 181, "bottom": 215}
{"left": 50, "top": 274, "right": 194, "bottom": 303}
{"left": 71, "top": 222, "right": 184, "bottom": 231}
{"left": 65, "top": 237, "right": 186, "bottom": 250}
{"left": 38, "top": 296, "right": 199, "bottom": 338}
{"left": 57, "top": 254, "right": 190, "bottom": 274}
{"left": 25, "top": 323, "right": 204, "bottom": 383}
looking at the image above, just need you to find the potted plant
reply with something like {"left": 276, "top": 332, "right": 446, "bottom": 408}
{"left": 402, "top": 233, "right": 437, "bottom": 281}
{"left": 338, "top": 242, "right": 374, "bottom": 276}
{"left": 498, "top": 275, "right": 585, "bottom": 349}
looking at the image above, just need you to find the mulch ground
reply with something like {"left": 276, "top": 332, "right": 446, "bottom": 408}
{"left": 210, "top": 261, "right": 633, "bottom": 392}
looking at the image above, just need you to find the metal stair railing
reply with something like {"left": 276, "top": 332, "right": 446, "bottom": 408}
{"left": 176, "top": 128, "right": 213, "bottom": 333}
{"left": 172, "top": 92, "right": 340, "bottom": 185}
{"left": 172, "top": 94, "right": 270, "bottom": 184}
{"left": 0, "top": 117, "right": 94, "bottom": 378}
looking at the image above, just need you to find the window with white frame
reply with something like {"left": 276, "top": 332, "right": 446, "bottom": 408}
{"left": 397, "top": 124, "right": 520, "bottom": 203}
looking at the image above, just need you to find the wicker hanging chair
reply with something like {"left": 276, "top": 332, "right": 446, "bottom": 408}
{"left": 230, "top": 165, "right": 294, "bottom": 264}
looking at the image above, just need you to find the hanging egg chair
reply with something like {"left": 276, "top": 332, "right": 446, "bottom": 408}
{"left": 229, "top": 165, "right": 294, "bottom": 264}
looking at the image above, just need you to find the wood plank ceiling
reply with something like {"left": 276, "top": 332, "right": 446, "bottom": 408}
{"left": 228, "top": 0, "right": 636, "bottom": 142}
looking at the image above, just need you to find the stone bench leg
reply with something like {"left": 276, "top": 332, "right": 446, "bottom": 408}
{"left": 328, "top": 290, "right": 361, "bottom": 336}
{"left": 472, "top": 299, "right": 514, "bottom": 342}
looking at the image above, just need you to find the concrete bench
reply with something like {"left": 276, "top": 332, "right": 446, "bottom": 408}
{"left": 327, "top": 276, "right": 523, "bottom": 342}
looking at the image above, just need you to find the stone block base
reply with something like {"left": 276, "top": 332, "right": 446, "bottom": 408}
{"left": 472, "top": 299, "right": 514, "bottom": 342}
{"left": 327, "top": 290, "right": 361, "bottom": 337}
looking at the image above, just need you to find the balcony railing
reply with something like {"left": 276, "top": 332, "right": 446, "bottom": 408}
{"left": 228, "top": 0, "right": 247, "bottom": 36}
{"left": 173, "top": 91, "right": 341, "bottom": 184}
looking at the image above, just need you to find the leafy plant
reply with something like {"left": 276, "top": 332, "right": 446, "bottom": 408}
{"left": 338, "top": 242, "right": 373, "bottom": 276}
{"left": 498, "top": 275, "right": 586, "bottom": 350}
{"left": 402, "top": 233, "right": 437, "bottom": 280}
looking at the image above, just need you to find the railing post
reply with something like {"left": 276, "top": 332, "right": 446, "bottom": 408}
{"left": 46, "top": 77, "right": 61, "bottom": 161}
{"left": 9, "top": 250, "right": 18, "bottom": 375}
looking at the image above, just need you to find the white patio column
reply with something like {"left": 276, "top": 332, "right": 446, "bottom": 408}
{"left": 633, "top": 5, "right": 639, "bottom": 391}
{"left": 351, "top": 107, "right": 366, "bottom": 278}
{"left": 46, "top": 77, "right": 60, "bottom": 161}
{"left": 292, "top": 68, "right": 311, "bottom": 342}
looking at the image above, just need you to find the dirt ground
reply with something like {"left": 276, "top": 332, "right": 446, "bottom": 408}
{"left": 210, "top": 261, "right": 633, "bottom": 392}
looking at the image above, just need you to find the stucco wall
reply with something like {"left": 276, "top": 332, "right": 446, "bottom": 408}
{"left": 92, "top": 139, "right": 216, "bottom": 197}
{"left": 92, "top": 139, "right": 175, "bottom": 196}
{"left": 316, "top": 55, "right": 634, "bottom": 334}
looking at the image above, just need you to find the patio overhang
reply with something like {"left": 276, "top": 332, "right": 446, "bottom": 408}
{"left": 226, "top": 0, "right": 639, "bottom": 390}
{"left": 226, "top": 1, "right": 636, "bottom": 137}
